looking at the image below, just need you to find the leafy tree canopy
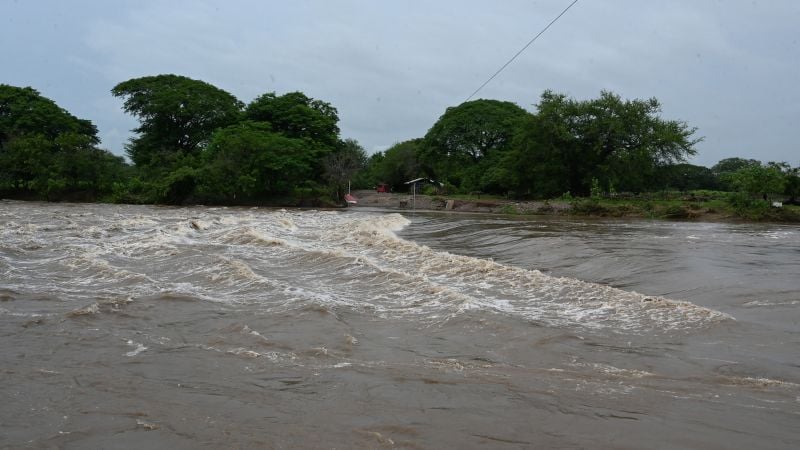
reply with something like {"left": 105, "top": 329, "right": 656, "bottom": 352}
{"left": 509, "top": 90, "right": 699, "bottom": 197}
{"left": 1, "top": 84, "right": 98, "bottom": 148}
{"left": 0, "top": 84, "right": 124, "bottom": 199}
{"left": 245, "top": 91, "right": 340, "bottom": 147}
{"left": 111, "top": 74, "right": 243, "bottom": 168}
{"left": 198, "top": 121, "right": 324, "bottom": 203}
{"left": 323, "top": 138, "right": 367, "bottom": 199}
{"left": 657, "top": 163, "right": 719, "bottom": 191}
{"left": 419, "top": 99, "right": 531, "bottom": 185}
{"left": 712, "top": 158, "right": 763, "bottom": 191}
{"left": 712, "top": 157, "right": 762, "bottom": 175}
{"left": 375, "top": 139, "right": 423, "bottom": 191}
{"left": 783, "top": 167, "right": 800, "bottom": 203}
{"left": 724, "top": 164, "right": 786, "bottom": 198}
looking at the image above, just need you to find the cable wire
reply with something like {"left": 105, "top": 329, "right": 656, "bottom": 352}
{"left": 464, "top": 0, "right": 580, "bottom": 102}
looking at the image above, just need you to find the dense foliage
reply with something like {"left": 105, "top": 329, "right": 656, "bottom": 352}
{"left": 198, "top": 121, "right": 323, "bottom": 202}
{"left": 112, "top": 74, "right": 244, "bottom": 169}
{"left": 498, "top": 91, "right": 699, "bottom": 197}
{"left": 245, "top": 91, "right": 340, "bottom": 147}
{"left": 2, "top": 77, "right": 797, "bottom": 215}
{"left": 367, "top": 139, "right": 423, "bottom": 191}
{"left": 418, "top": 99, "right": 531, "bottom": 191}
{"left": 108, "top": 75, "right": 345, "bottom": 204}
{"left": 0, "top": 84, "right": 126, "bottom": 200}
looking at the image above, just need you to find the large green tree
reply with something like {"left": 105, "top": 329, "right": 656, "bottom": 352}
{"left": 245, "top": 91, "right": 340, "bottom": 147}
{"left": 711, "top": 157, "right": 762, "bottom": 176}
{"left": 419, "top": 99, "right": 531, "bottom": 191}
{"left": 197, "top": 121, "right": 325, "bottom": 203}
{"left": 721, "top": 163, "right": 788, "bottom": 208}
{"left": 0, "top": 84, "right": 124, "bottom": 199}
{"left": 657, "top": 163, "right": 719, "bottom": 191}
{"left": 509, "top": 90, "right": 699, "bottom": 197}
{"left": 373, "top": 139, "right": 422, "bottom": 191}
{"left": 724, "top": 163, "right": 786, "bottom": 201}
{"left": 711, "top": 157, "right": 762, "bottom": 191}
{"left": 783, "top": 167, "right": 800, "bottom": 204}
{"left": 111, "top": 74, "right": 243, "bottom": 170}
{"left": 323, "top": 138, "right": 367, "bottom": 200}
{"left": 355, "top": 151, "right": 387, "bottom": 190}
{"left": 1, "top": 84, "right": 99, "bottom": 149}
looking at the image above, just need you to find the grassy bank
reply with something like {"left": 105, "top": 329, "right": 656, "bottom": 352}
{"left": 365, "top": 190, "right": 800, "bottom": 223}
{"left": 567, "top": 198, "right": 798, "bottom": 222}
{"left": 492, "top": 191, "right": 800, "bottom": 223}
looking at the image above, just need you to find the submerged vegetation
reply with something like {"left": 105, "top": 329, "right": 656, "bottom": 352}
{"left": 1, "top": 75, "right": 798, "bottom": 221}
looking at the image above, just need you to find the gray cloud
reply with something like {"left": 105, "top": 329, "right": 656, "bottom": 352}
{"left": 2, "top": 0, "right": 798, "bottom": 167}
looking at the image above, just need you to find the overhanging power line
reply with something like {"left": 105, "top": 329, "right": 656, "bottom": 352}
{"left": 465, "top": 0, "right": 580, "bottom": 102}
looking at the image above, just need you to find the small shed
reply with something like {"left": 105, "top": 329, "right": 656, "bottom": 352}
{"left": 404, "top": 178, "right": 444, "bottom": 209}
{"left": 404, "top": 178, "right": 442, "bottom": 195}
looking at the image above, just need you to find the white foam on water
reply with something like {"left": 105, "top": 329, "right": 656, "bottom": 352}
{"left": 206, "top": 256, "right": 273, "bottom": 287}
{"left": 4, "top": 205, "right": 733, "bottom": 335}
{"left": 228, "top": 348, "right": 261, "bottom": 358}
{"left": 240, "top": 325, "right": 270, "bottom": 343}
{"left": 62, "top": 253, "right": 153, "bottom": 284}
{"left": 218, "top": 227, "right": 286, "bottom": 247}
{"left": 125, "top": 340, "right": 147, "bottom": 357}
{"left": 742, "top": 299, "right": 800, "bottom": 308}
{"left": 114, "top": 216, "right": 159, "bottom": 228}
{"left": 568, "top": 361, "right": 654, "bottom": 378}
{"left": 67, "top": 303, "right": 101, "bottom": 317}
{"left": 727, "top": 377, "right": 800, "bottom": 389}
{"left": 761, "top": 230, "right": 796, "bottom": 240}
{"left": 0, "top": 308, "right": 47, "bottom": 318}
{"left": 307, "top": 213, "right": 732, "bottom": 334}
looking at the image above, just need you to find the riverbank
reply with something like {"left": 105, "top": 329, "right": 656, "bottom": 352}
{"left": 350, "top": 190, "right": 800, "bottom": 223}
{"left": 4, "top": 189, "right": 798, "bottom": 223}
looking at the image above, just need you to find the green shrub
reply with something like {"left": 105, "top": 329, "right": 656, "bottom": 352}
{"left": 608, "top": 203, "right": 633, "bottom": 216}
{"left": 571, "top": 198, "right": 608, "bottom": 215}
{"left": 499, "top": 204, "right": 519, "bottom": 215}
{"left": 292, "top": 182, "right": 330, "bottom": 206}
{"left": 590, "top": 178, "right": 602, "bottom": 199}
{"left": 110, "top": 177, "right": 160, "bottom": 204}
{"left": 422, "top": 184, "right": 443, "bottom": 196}
{"left": 662, "top": 204, "right": 696, "bottom": 219}
{"left": 726, "top": 191, "right": 756, "bottom": 209}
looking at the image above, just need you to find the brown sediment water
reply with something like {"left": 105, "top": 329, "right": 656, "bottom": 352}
{"left": 1, "top": 201, "right": 798, "bottom": 448}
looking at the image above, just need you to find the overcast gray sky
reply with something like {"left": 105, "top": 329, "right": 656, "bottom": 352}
{"left": 2, "top": 0, "right": 798, "bottom": 167}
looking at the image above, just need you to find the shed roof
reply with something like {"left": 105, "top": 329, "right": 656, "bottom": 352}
{"left": 404, "top": 177, "right": 443, "bottom": 186}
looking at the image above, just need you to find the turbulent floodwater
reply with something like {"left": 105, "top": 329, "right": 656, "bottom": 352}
{"left": 1, "top": 201, "right": 798, "bottom": 449}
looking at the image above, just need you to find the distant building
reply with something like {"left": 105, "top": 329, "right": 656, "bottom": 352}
{"left": 404, "top": 178, "right": 443, "bottom": 195}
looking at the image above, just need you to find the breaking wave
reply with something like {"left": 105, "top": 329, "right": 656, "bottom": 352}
{"left": 0, "top": 206, "right": 730, "bottom": 334}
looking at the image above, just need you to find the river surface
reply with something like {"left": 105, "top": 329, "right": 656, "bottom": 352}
{"left": 1, "top": 201, "right": 798, "bottom": 449}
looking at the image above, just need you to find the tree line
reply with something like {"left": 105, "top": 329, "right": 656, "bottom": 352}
{"left": 1, "top": 76, "right": 797, "bottom": 205}
{"left": 361, "top": 95, "right": 799, "bottom": 203}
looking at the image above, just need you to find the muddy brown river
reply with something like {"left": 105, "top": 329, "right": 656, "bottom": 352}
{"left": 1, "top": 201, "right": 798, "bottom": 448}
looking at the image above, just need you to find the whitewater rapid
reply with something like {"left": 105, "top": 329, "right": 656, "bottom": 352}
{"left": 2, "top": 205, "right": 729, "bottom": 334}
{"left": 1, "top": 201, "right": 798, "bottom": 449}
